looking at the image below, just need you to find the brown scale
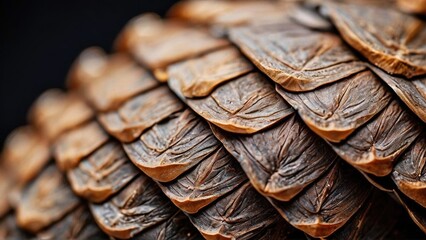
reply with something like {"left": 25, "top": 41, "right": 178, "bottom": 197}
{"left": 116, "top": 14, "right": 229, "bottom": 82}
{"left": 326, "top": 2, "right": 426, "bottom": 78}
{"left": 67, "top": 47, "right": 207, "bottom": 239}
{"left": 370, "top": 64, "right": 426, "bottom": 123}
{"left": 1, "top": 126, "right": 50, "bottom": 185}
{"left": 311, "top": 189, "right": 401, "bottom": 239}
{"left": 397, "top": 0, "right": 426, "bottom": 14}
{"left": 132, "top": 211, "right": 202, "bottom": 240}
{"left": 169, "top": 71, "right": 294, "bottom": 134}
{"left": 157, "top": 146, "right": 247, "bottom": 214}
{"left": 167, "top": 46, "right": 253, "bottom": 98}
{"left": 0, "top": 126, "right": 50, "bottom": 221}
{"left": 62, "top": 46, "right": 205, "bottom": 239}
{"left": 66, "top": 47, "right": 109, "bottom": 90}
{"left": 275, "top": 70, "right": 392, "bottom": 143}
{"left": 188, "top": 182, "right": 296, "bottom": 240}
{"left": 53, "top": 121, "right": 109, "bottom": 171}
{"left": 67, "top": 141, "right": 140, "bottom": 203}
{"left": 67, "top": 49, "right": 160, "bottom": 112}
{"left": 124, "top": 109, "right": 246, "bottom": 213}
{"left": 98, "top": 85, "right": 184, "bottom": 143}
{"left": 221, "top": 7, "right": 426, "bottom": 231}
{"left": 270, "top": 162, "right": 372, "bottom": 238}
{"left": 327, "top": 99, "right": 423, "bottom": 176}
{"left": 191, "top": 68, "right": 382, "bottom": 237}
{"left": 119, "top": 99, "right": 289, "bottom": 236}
{"left": 394, "top": 190, "right": 426, "bottom": 233}
{"left": 165, "top": 32, "right": 418, "bottom": 237}
{"left": 0, "top": 170, "right": 12, "bottom": 218}
{"left": 89, "top": 174, "right": 179, "bottom": 239}
{"left": 124, "top": 109, "right": 221, "bottom": 183}
{"left": 229, "top": 21, "right": 366, "bottom": 92}
{"left": 84, "top": 54, "right": 159, "bottom": 112}
{"left": 210, "top": 115, "right": 337, "bottom": 202}
{"left": 0, "top": 105, "right": 107, "bottom": 237}
{"left": 2, "top": 0, "right": 426, "bottom": 239}
{"left": 16, "top": 164, "right": 80, "bottom": 233}
{"left": 28, "top": 89, "right": 94, "bottom": 141}
{"left": 110, "top": 13, "right": 303, "bottom": 239}
{"left": 168, "top": 0, "right": 296, "bottom": 31}
{"left": 37, "top": 205, "right": 108, "bottom": 239}
{"left": 392, "top": 132, "right": 426, "bottom": 208}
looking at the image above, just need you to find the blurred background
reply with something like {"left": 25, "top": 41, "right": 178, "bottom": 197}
{"left": 0, "top": 0, "right": 178, "bottom": 146}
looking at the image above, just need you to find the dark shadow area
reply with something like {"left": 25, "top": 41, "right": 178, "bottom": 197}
{"left": 0, "top": 0, "right": 178, "bottom": 146}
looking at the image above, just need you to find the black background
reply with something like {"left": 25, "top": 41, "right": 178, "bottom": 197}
{"left": 0, "top": 0, "right": 178, "bottom": 146}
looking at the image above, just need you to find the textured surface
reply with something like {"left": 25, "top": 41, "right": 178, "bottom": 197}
{"left": 1, "top": 126, "right": 50, "bottom": 185}
{"left": 189, "top": 182, "right": 290, "bottom": 240}
{"left": 16, "top": 165, "right": 80, "bottom": 233}
{"left": 29, "top": 90, "right": 94, "bottom": 141}
{"left": 37, "top": 205, "right": 107, "bottom": 240}
{"left": 99, "top": 86, "right": 184, "bottom": 142}
{"left": 392, "top": 133, "right": 426, "bottom": 208}
{"left": 327, "top": 3, "right": 426, "bottom": 78}
{"left": 271, "top": 163, "right": 371, "bottom": 238}
{"left": 133, "top": 211, "right": 202, "bottom": 240}
{"left": 370, "top": 65, "right": 426, "bottom": 123}
{"left": 170, "top": 71, "right": 293, "bottom": 134}
{"left": 169, "top": 0, "right": 294, "bottom": 30}
{"left": 159, "top": 147, "right": 246, "bottom": 214}
{"left": 211, "top": 115, "right": 336, "bottom": 201}
{"left": 117, "top": 14, "right": 229, "bottom": 81}
{"left": 167, "top": 46, "right": 253, "bottom": 98}
{"left": 397, "top": 0, "right": 426, "bottom": 14}
{"left": 124, "top": 109, "right": 220, "bottom": 182}
{"left": 53, "top": 121, "right": 109, "bottom": 170}
{"left": 67, "top": 141, "right": 139, "bottom": 203}
{"left": 90, "top": 175, "right": 177, "bottom": 239}
{"left": 329, "top": 100, "right": 423, "bottom": 176}
{"left": 326, "top": 190, "right": 400, "bottom": 239}
{"left": 276, "top": 70, "right": 391, "bottom": 142}
{"left": 230, "top": 22, "right": 366, "bottom": 91}
{"left": 2, "top": 1, "right": 426, "bottom": 239}
{"left": 84, "top": 55, "right": 159, "bottom": 112}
